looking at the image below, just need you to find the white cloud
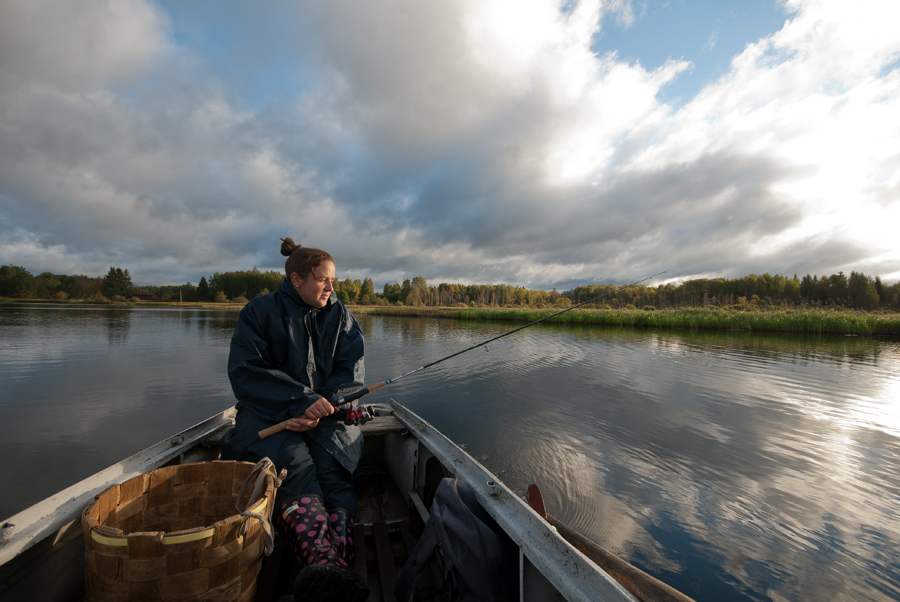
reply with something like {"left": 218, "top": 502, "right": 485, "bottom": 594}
{"left": 0, "top": 0, "right": 898, "bottom": 287}
{"left": 614, "top": 0, "right": 900, "bottom": 278}
{"left": 0, "top": 0, "right": 167, "bottom": 91}
{"left": 702, "top": 30, "right": 719, "bottom": 54}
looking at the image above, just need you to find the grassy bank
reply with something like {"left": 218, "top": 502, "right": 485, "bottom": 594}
{"left": 350, "top": 305, "right": 461, "bottom": 318}
{"left": 360, "top": 305, "right": 900, "bottom": 336}
{"left": 0, "top": 297, "right": 248, "bottom": 310}
{"left": 5, "top": 298, "right": 899, "bottom": 335}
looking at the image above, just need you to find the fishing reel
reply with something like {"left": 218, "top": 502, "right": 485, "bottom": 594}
{"left": 344, "top": 403, "right": 375, "bottom": 426}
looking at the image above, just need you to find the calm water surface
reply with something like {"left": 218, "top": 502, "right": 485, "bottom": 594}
{"left": 2, "top": 304, "right": 899, "bottom": 602}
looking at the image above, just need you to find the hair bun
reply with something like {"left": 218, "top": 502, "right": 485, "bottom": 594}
{"left": 280, "top": 237, "right": 302, "bottom": 257}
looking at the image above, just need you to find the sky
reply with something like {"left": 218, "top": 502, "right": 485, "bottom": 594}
{"left": 1, "top": 0, "right": 899, "bottom": 291}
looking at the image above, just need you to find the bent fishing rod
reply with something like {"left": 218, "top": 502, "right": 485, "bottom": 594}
{"left": 259, "top": 270, "right": 666, "bottom": 439}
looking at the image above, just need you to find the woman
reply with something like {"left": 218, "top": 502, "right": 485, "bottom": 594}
{"left": 220, "top": 237, "right": 368, "bottom": 601}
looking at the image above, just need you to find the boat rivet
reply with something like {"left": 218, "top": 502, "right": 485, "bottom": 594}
{"left": 0, "top": 522, "right": 14, "bottom": 544}
{"left": 487, "top": 480, "right": 495, "bottom": 487}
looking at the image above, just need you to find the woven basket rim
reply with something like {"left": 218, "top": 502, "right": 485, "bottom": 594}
{"left": 86, "top": 496, "right": 268, "bottom": 546}
{"left": 81, "top": 460, "right": 270, "bottom": 546}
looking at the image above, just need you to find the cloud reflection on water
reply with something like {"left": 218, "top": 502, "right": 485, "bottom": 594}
{"left": 1, "top": 308, "right": 898, "bottom": 601}
{"left": 364, "top": 317, "right": 900, "bottom": 602}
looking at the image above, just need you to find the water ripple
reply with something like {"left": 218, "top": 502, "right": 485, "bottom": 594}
{"left": 3, "top": 310, "right": 900, "bottom": 602}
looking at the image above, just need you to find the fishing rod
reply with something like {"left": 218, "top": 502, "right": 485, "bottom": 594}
{"left": 259, "top": 270, "right": 666, "bottom": 439}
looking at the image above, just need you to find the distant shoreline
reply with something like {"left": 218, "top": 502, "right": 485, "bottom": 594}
{"left": 0, "top": 298, "right": 248, "bottom": 310}
{"left": 5, "top": 298, "right": 896, "bottom": 336}
{"left": 354, "top": 305, "right": 900, "bottom": 336}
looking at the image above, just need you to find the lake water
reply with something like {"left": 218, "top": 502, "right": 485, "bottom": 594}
{"left": 1, "top": 303, "right": 899, "bottom": 602}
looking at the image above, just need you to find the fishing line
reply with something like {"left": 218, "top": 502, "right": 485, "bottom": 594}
{"left": 259, "top": 270, "right": 666, "bottom": 439}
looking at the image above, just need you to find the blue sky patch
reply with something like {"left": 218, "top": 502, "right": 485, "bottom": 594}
{"left": 592, "top": 0, "right": 791, "bottom": 106}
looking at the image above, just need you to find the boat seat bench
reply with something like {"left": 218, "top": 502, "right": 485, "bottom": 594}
{"left": 358, "top": 414, "right": 406, "bottom": 436}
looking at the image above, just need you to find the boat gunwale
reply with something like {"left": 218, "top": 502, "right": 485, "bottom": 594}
{"left": 388, "top": 398, "right": 639, "bottom": 602}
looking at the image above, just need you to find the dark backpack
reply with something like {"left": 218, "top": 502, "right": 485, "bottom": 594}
{"left": 394, "top": 478, "right": 518, "bottom": 602}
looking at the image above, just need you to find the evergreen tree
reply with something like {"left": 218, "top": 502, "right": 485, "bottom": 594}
{"left": 400, "top": 279, "right": 412, "bottom": 304}
{"left": 825, "top": 272, "right": 849, "bottom": 305}
{"left": 101, "top": 267, "right": 133, "bottom": 298}
{"left": 874, "top": 276, "right": 885, "bottom": 301}
{"left": 382, "top": 282, "right": 401, "bottom": 303}
{"left": 359, "top": 278, "right": 376, "bottom": 304}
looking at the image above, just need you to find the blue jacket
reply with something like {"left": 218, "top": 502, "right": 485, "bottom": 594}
{"left": 226, "top": 277, "right": 365, "bottom": 473}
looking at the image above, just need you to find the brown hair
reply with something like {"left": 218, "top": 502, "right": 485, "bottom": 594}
{"left": 280, "top": 237, "right": 334, "bottom": 279}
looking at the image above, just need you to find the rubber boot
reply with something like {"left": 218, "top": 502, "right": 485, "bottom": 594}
{"left": 329, "top": 508, "right": 355, "bottom": 568}
{"left": 292, "top": 508, "right": 368, "bottom": 601}
{"left": 277, "top": 495, "right": 339, "bottom": 566}
{"left": 292, "top": 564, "right": 369, "bottom": 602}
{"left": 277, "top": 497, "right": 369, "bottom": 601}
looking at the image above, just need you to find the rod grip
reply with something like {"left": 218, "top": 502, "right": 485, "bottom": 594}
{"left": 338, "top": 381, "right": 387, "bottom": 405}
{"left": 257, "top": 381, "right": 388, "bottom": 439}
{"left": 258, "top": 422, "right": 286, "bottom": 439}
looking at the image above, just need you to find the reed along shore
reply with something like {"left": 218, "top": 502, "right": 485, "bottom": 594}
{"left": 5, "top": 298, "right": 898, "bottom": 336}
{"left": 353, "top": 306, "right": 900, "bottom": 336}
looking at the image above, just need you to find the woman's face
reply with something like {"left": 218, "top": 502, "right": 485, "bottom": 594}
{"left": 291, "top": 261, "right": 335, "bottom": 308}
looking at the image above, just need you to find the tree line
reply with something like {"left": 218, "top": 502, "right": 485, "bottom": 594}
{"left": 566, "top": 272, "right": 899, "bottom": 311}
{"left": 2, "top": 264, "right": 899, "bottom": 311}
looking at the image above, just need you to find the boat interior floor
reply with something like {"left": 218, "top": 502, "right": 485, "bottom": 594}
{"left": 255, "top": 449, "right": 423, "bottom": 602}
{"left": 352, "top": 464, "right": 422, "bottom": 602}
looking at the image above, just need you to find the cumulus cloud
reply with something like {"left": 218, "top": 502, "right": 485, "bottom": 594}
{"left": 0, "top": 0, "right": 898, "bottom": 287}
{"left": 0, "top": 0, "right": 166, "bottom": 90}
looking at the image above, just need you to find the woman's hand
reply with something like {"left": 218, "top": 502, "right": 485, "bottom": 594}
{"left": 285, "top": 415, "right": 319, "bottom": 432}
{"left": 303, "top": 398, "right": 336, "bottom": 421}
{"left": 284, "top": 398, "right": 337, "bottom": 433}
{"left": 286, "top": 398, "right": 336, "bottom": 433}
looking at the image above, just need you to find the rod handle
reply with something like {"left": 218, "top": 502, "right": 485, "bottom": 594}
{"left": 342, "top": 381, "right": 386, "bottom": 403}
{"left": 257, "top": 381, "right": 388, "bottom": 440}
{"left": 258, "top": 422, "right": 286, "bottom": 439}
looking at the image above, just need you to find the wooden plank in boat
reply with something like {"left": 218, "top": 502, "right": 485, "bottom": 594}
{"left": 359, "top": 414, "right": 405, "bottom": 436}
{"left": 374, "top": 521, "right": 397, "bottom": 602}
{"left": 353, "top": 523, "right": 367, "bottom": 584}
{"left": 354, "top": 467, "right": 408, "bottom": 526}
{"left": 354, "top": 472, "right": 385, "bottom": 524}
{"left": 398, "top": 520, "right": 416, "bottom": 556}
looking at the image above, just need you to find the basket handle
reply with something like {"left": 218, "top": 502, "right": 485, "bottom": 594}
{"left": 236, "top": 458, "right": 285, "bottom": 556}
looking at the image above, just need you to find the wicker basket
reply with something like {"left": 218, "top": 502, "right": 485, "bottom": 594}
{"left": 81, "top": 459, "right": 281, "bottom": 602}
